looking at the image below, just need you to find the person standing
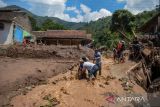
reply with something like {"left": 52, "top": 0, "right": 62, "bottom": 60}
{"left": 117, "top": 40, "right": 125, "bottom": 63}
{"left": 93, "top": 49, "right": 102, "bottom": 75}
{"left": 113, "top": 47, "right": 118, "bottom": 62}
{"left": 121, "top": 40, "right": 126, "bottom": 63}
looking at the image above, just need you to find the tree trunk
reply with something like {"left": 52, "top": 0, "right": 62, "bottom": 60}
{"left": 117, "top": 30, "right": 131, "bottom": 42}
{"left": 132, "top": 29, "right": 137, "bottom": 38}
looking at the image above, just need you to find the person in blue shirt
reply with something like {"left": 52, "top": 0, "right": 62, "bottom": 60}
{"left": 93, "top": 49, "right": 102, "bottom": 75}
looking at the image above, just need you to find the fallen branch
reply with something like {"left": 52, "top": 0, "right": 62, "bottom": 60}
{"left": 126, "top": 62, "right": 141, "bottom": 74}
{"left": 117, "top": 30, "right": 131, "bottom": 42}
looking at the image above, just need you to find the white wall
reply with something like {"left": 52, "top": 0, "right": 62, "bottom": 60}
{"left": 0, "top": 22, "right": 14, "bottom": 45}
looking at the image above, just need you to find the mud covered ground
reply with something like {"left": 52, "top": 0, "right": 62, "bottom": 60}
{"left": 0, "top": 45, "right": 94, "bottom": 59}
{"left": 0, "top": 58, "right": 77, "bottom": 107}
{"left": 8, "top": 58, "right": 147, "bottom": 107}
{"left": 0, "top": 45, "right": 94, "bottom": 107}
{"left": 0, "top": 45, "right": 148, "bottom": 107}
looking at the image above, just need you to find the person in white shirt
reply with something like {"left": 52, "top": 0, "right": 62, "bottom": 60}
{"left": 81, "top": 57, "right": 99, "bottom": 79}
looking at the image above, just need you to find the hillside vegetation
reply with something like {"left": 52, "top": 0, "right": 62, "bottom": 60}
{"left": 80, "top": 9, "right": 158, "bottom": 49}
{"left": 0, "top": 5, "right": 86, "bottom": 30}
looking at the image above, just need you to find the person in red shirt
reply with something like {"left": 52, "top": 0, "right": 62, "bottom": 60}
{"left": 23, "top": 38, "right": 27, "bottom": 47}
{"left": 116, "top": 40, "right": 125, "bottom": 63}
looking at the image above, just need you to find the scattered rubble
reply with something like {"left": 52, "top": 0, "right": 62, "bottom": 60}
{"left": 119, "top": 77, "right": 134, "bottom": 92}
{"left": 42, "top": 94, "right": 60, "bottom": 107}
{"left": 60, "top": 87, "right": 70, "bottom": 95}
{"left": 99, "top": 84, "right": 105, "bottom": 88}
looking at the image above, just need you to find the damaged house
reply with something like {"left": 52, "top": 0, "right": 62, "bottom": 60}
{"left": 134, "top": 13, "right": 160, "bottom": 91}
{"left": 32, "top": 30, "right": 92, "bottom": 46}
{"left": 0, "top": 9, "right": 32, "bottom": 45}
{"left": 139, "top": 12, "right": 160, "bottom": 34}
{"left": 138, "top": 13, "right": 160, "bottom": 47}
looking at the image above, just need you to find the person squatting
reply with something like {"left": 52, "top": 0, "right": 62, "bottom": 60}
{"left": 78, "top": 49, "right": 102, "bottom": 81}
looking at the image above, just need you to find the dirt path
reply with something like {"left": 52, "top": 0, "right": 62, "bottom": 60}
{"left": 10, "top": 57, "right": 147, "bottom": 107}
{"left": 109, "top": 60, "right": 136, "bottom": 79}
{"left": 0, "top": 57, "right": 76, "bottom": 107}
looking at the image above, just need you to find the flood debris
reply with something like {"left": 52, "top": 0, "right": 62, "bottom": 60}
{"left": 104, "top": 81, "right": 109, "bottom": 85}
{"left": 60, "top": 87, "right": 70, "bottom": 95}
{"left": 99, "top": 84, "right": 105, "bottom": 88}
{"left": 42, "top": 94, "right": 60, "bottom": 107}
{"left": 106, "top": 75, "right": 116, "bottom": 81}
{"left": 128, "top": 36, "right": 160, "bottom": 93}
{"left": 119, "top": 77, "right": 134, "bottom": 92}
{"left": 0, "top": 45, "right": 94, "bottom": 59}
{"left": 52, "top": 81, "right": 57, "bottom": 85}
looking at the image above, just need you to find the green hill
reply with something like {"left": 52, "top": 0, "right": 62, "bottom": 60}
{"left": 79, "top": 9, "right": 158, "bottom": 48}
{"left": 0, "top": 5, "right": 86, "bottom": 30}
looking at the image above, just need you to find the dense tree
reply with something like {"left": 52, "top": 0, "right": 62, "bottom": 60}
{"left": 41, "top": 19, "right": 65, "bottom": 31}
{"left": 135, "top": 10, "right": 158, "bottom": 29}
{"left": 28, "top": 16, "right": 40, "bottom": 31}
{"left": 81, "top": 9, "right": 157, "bottom": 49}
{"left": 29, "top": 17, "right": 66, "bottom": 31}
{"left": 111, "top": 9, "right": 135, "bottom": 41}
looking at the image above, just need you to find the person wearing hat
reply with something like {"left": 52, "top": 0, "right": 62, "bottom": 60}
{"left": 81, "top": 56, "right": 99, "bottom": 80}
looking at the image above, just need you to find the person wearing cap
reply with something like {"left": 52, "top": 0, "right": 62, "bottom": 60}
{"left": 93, "top": 49, "right": 102, "bottom": 75}
{"left": 81, "top": 57, "right": 99, "bottom": 80}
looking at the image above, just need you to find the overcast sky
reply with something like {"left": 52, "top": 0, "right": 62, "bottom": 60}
{"left": 0, "top": 0, "right": 158, "bottom": 22}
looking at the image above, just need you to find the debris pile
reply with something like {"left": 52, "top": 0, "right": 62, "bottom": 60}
{"left": 119, "top": 77, "right": 134, "bottom": 92}
{"left": 42, "top": 94, "right": 60, "bottom": 107}
{"left": 0, "top": 45, "right": 94, "bottom": 59}
{"left": 129, "top": 45, "right": 160, "bottom": 92}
